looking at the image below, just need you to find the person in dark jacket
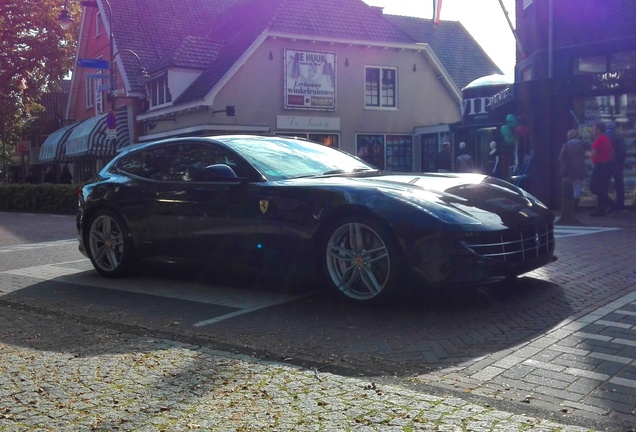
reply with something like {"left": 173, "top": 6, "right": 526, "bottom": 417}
{"left": 559, "top": 129, "right": 589, "bottom": 209}
{"left": 434, "top": 142, "right": 452, "bottom": 172}
{"left": 25, "top": 170, "right": 38, "bottom": 184}
{"left": 59, "top": 165, "right": 73, "bottom": 184}
{"left": 605, "top": 121, "right": 626, "bottom": 210}
{"left": 43, "top": 167, "right": 56, "bottom": 183}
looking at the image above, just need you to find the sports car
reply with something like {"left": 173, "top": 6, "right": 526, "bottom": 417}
{"left": 77, "top": 135, "right": 556, "bottom": 303}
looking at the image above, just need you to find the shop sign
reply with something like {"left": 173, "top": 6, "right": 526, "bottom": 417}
{"left": 284, "top": 48, "right": 336, "bottom": 111}
{"left": 16, "top": 140, "right": 30, "bottom": 153}
{"left": 490, "top": 86, "right": 513, "bottom": 109}
{"left": 277, "top": 115, "right": 340, "bottom": 130}
{"left": 591, "top": 69, "right": 636, "bottom": 92}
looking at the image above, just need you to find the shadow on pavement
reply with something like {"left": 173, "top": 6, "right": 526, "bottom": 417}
{"left": 0, "top": 261, "right": 573, "bottom": 380}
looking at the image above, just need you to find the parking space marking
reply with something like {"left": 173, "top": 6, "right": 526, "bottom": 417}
{"left": 0, "top": 239, "right": 77, "bottom": 253}
{"left": 554, "top": 226, "right": 620, "bottom": 238}
{"left": 1, "top": 259, "right": 318, "bottom": 325}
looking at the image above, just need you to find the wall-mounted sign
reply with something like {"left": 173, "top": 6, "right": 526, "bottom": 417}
{"left": 284, "top": 48, "right": 336, "bottom": 111}
{"left": 78, "top": 58, "right": 110, "bottom": 69}
{"left": 277, "top": 115, "right": 340, "bottom": 130}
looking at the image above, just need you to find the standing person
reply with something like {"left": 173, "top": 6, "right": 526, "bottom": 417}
{"left": 59, "top": 165, "right": 73, "bottom": 184}
{"left": 43, "top": 166, "right": 56, "bottom": 183}
{"left": 558, "top": 129, "right": 589, "bottom": 209}
{"left": 434, "top": 142, "right": 452, "bottom": 172}
{"left": 456, "top": 142, "right": 474, "bottom": 172}
{"left": 25, "top": 169, "right": 38, "bottom": 184}
{"left": 487, "top": 141, "right": 504, "bottom": 178}
{"left": 605, "top": 121, "right": 626, "bottom": 210}
{"left": 587, "top": 122, "right": 614, "bottom": 216}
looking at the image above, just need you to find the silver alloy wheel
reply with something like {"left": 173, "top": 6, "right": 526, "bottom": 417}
{"left": 325, "top": 222, "right": 391, "bottom": 301}
{"left": 88, "top": 214, "right": 126, "bottom": 273}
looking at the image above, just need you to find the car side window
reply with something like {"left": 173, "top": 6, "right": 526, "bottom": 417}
{"left": 116, "top": 142, "right": 244, "bottom": 182}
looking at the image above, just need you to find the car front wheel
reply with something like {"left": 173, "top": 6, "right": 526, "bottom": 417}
{"left": 322, "top": 217, "right": 403, "bottom": 303}
{"left": 86, "top": 210, "right": 134, "bottom": 278}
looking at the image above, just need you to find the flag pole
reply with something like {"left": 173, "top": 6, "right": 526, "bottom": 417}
{"left": 496, "top": 0, "right": 525, "bottom": 59}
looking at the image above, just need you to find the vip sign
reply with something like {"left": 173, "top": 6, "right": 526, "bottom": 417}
{"left": 284, "top": 48, "right": 336, "bottom": 111}
{"left": 461, "top": 97, "right": 492, "bottom": 116}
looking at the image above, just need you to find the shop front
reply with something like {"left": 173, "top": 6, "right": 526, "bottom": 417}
{"left": 568, "top": 70, "right": 636, "bottom": 208}
{"left": 459, "top": 74, "right": 521, "bottom": 178}
{"left": 508, "top": 69, "right": 636, "bottom": 209}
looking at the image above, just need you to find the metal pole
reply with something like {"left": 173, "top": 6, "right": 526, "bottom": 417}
{"left": 2, "top": 104, "right": 5, "bottom": 182}
{"left": 104, "top": 0, "right": 115, "bottom": 114}
{"left": 103, "top": 0, "right": 117, "bottom": 154}
{"left": 496, "top": 0, "right": 525, "bottom": 58}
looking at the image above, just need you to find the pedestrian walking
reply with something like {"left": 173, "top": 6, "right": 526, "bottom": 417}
{"left": 434, "top": 142, "right": 452, "bottom": 172}
{"left": 59, "top": 165, "right": 73, "bottom": 184}
{"left": 605, "top": 121, "right": 626, "bottom": 210}
{"left": 558, "top": 129, "right": 589, "bottom": 210}
{"left": 587, "top": 122, "right": 614, "bottom": 216}
{"left": 455, "top": 142, "right": 474, "bottom": 173}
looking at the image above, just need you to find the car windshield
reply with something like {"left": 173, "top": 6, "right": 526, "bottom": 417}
{"left": 215, "top": 136, "right": 378, "bottom": 181}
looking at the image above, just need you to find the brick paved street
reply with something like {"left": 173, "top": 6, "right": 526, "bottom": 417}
{"left": 0, "top": 210, "right": 635, "bottom": 431}
{"left": 0, "top": 305, "right": 600, "bottom": 432}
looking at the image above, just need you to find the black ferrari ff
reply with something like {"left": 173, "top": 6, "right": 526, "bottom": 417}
{"left": 77, "top": 135, "right": 556, "bottom": 303}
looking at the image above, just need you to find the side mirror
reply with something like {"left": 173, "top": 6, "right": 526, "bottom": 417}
{"left": 204, "top": 163, "right": 238, "bottom": 179}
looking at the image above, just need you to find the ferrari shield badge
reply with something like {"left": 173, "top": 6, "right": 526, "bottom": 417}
{"left": 259, "top": 199, "right": 269, "bottom": 214}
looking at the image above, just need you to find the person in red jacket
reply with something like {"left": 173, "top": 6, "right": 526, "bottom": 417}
{"left": 587, "top": 122, "right": 614, "bottom": 216}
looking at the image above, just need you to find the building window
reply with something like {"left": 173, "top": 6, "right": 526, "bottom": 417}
{"left": 365, "top": 67, "right": 397, "bottom": 108}
{"left": 611, "top": 51, "right": 636, "bottom": 71}
{"left": 385, "top": 135, "right": 413, "bottom": 172}
{"left": 147, "top": 75, "right": 172, "bottom": 108}
{"left": 275, "top": 132, "right": 339, "bottom": 148}
{"left": 521, "top": 66, "right": 533, "bottom": 82}
{"left": 96, "top": 11, "right": 102, "bottom": 37}
{"left": 575, "top": 56, "right": 607, "bottom": 74}
{"left": 357, "top": 134, "right": 412, "bottom": 171}
{"left": 572, "top": 93, "right": 636, "bottom": 207}
{"left": 357, "top": 135, "right": 385, "bottom": 169}
{"left": 85, "top": 76, "right": 95, "bottom": 108}
{"left": 574, "top": 51, "right": 636, "bottom": 75}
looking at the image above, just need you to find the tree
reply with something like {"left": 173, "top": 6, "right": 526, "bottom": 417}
{"left": 0, "top": 0, "right": 80, "bottom": 179}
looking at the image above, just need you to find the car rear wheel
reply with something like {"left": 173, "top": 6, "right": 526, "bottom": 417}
{"left": 86, "top": 210, "right": 134, "bottom": 278}
{"left": 322, "top": 217, "right": 403, "bottom": 303}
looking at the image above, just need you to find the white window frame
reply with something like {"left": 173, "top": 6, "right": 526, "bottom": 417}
{"left": 85, "top": 75, "right": 95, "bottom": 109}
{"left": 96, "top": 11, "right": 102, "bottom": 37}
{"left": 364, "top": 66, "right": 398, "bottom": 110}
{"left": 146, "top": 75, "right": 173, "bottom": 109}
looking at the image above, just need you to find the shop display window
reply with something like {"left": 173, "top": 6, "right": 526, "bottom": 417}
{"left": 356, "top": 134, "right": 413, "bottom": 172}
{"left": 356, "top": 135, "right": 385, "bottom": 170}
{"left": 572, "top": 93, "right": 636, "bottom": 207}
{"left": 275, "top": 132, "right": 339, "bottom": 148}
{"left": 385, "top": 135, "right": 413, "bottom": 172}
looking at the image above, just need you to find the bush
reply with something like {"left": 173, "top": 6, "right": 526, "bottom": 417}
{"left": 0, "top": 184, "right": 77, "bottom": 214}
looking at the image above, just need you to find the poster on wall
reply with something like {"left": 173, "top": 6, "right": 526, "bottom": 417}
{"left": 285, "top": 48, "right": 336, "bottom": 111}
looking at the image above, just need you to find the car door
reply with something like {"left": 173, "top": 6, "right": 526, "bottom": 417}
{"left": 142, "top": 141, "right": 261, "bottom": 266}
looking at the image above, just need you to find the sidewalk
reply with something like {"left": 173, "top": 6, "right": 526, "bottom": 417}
{"left": 556, "top": 207, "right": 636, "bottom": 228}
{"left": 0, "top": 305, "right": 597, "bottom": 432}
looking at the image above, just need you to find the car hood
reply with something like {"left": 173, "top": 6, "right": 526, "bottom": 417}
{"left": 285, "top": 172, "right": 552, "bottom": 226}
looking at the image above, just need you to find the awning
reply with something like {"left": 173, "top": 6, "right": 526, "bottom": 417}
{"left": 65, "top": 108, "right": 131, "bottom": 159}
{"left": 39, "top": 123, "right": 78, "bottom": 163}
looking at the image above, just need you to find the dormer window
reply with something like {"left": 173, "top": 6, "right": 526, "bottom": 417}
{"left": 147, "top": 75, "right": 172, "bottom": 108}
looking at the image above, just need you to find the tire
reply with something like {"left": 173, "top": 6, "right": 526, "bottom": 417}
{"left": 86, "top": 209, "right": 135, "bottom": 278}
{"left": 321, "top": 216, "right": 404, "bottom": 303}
